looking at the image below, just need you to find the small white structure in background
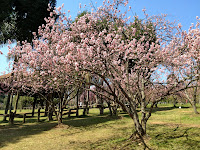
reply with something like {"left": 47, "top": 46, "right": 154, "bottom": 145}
{"left": 179, "top": 106, "right": 181, "bottom": 109}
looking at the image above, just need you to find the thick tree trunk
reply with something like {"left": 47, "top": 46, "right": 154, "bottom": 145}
{"left": 140, "top": 78, "right": 147, "bottom": 136}
{"left": 133, "top": 112, "right": 146, "bottom": 137}
{"left": 122, "top": 102, "right": 147, "bottom": 138}
{"left": 186, "top": 97, "right": 199, "bottom": 114}
{"left": 99, "top": 106, "right": 104, "bottom": 115}
{"left": 185, "top": 83, "right": 199, "bottom": 114}
{"left": 9, "top": 112, "right": 14, "bottom": 125}
{"left": 58, "top": 94, "right": 64, "bottom": 125}
{"left": 173, "top": 96, "right": 177, "bottom": 108}
{"left": 98, "top": 96, "right": 104, "bottom": 115}
{"left": 154, "top": 103, "right": 158, "bottom": 108}
{"left": 48, "top": 94, "right": 54, "bottom": 121}
{"left": 141, "top": 112, "right": 147, "bottom": 135}
{"left": 192, "top": 102, "right": 199, "bottom": 114}
{"left": 48, "top": 105, "right": 54, "bottom": 121}
{"left": 83, "top": 98, "right": 89, "bottom": 115}
{"left": 132, "top": 113, "right": 150, "bottom": 150}
{"left": 57, "top": 110, "right": 63, "bottom": 125}
{"left": 112, "top": 105, "right": 117, "bottom": 116}
{"left": 83, "top": 108, "right": 86, "bottom": 116}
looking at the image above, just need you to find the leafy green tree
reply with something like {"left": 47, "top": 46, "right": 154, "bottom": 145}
{"left": 0, "top": 0, "right": 56, "bottom": 44}
{"left": 0, "top": 94, "right": 5, "bottom": 103}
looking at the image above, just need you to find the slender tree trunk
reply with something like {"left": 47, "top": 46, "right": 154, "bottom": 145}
{"left": 140, "top": 114, "right": 147, "bottom": 135}
{"left": 57, "top": 97, "right": 63, "bottom": 125}
{"left": 86, "top": 89, "right": 89, "bottom": 114}
{"left": 37, "top": 107, "right": 41, "bottom": 122}
{"left": 13, "top": 90, "right": 20, "bottom": 122}
{"left": 4, "top": 56, "right": 16, "bottom": 121}
{"left": 9, "top": 92, "right": 14, "bottom": 125}
{"left": 107, "top": 101, "right": 113, "bottom": 116}
{"left": 83, "top": 85, "right": 87, "bottom": 116}
{"left": 58, "top": 111, "right": 62, "bottom": 125}
{"left": 32, "top": 95, "right": 37, "bottom": 117}
{"left": 193, "top": 84, "right": 199, "bottom": 114}
{"left": 45, "top": 99, "right": 49, "bottom": 116}
{"left": 40, "top": 98, "right": 44, "bottom": 109}
{"left": 112, "top": 89, "right": 117, "bottom": 116}
{"left": 76, "top": 89, "right": 79, "bottom": 117}
{"left": 57, "top": 109, "right": 63, "bottom": 124}
{"left": 52, "top": 103, "right": 58, "bottom": 120}
{"left": 3, "top": 91, "right": 11, "bottom": 121}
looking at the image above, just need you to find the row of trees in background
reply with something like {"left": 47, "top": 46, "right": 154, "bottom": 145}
{"left": 0, "top": 0, "right": 57, "bottom": 121}
{"left": 0, "top": 0, "right": 200, "bottom": 148}
{"left": 0, "top": 95, "right": 34, "bottom": 109}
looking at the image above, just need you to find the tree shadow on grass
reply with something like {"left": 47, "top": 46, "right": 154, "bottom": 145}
{"left": 0, "top": 113, "right": 121, "bottom": 148}
{"left": 0, "top": 122, "right": 57, "bottom": 148}
{"left": 148, "top": 124, "right": 200, "bottom": 150}
{"left": 63, "top": 115, "right": 121, "bottom": 127}
{"left": 149, "top": 106, "right": 177, "bottom": 113}
{"left": 121, "top": 107, "right": 177, "bottom": 118}
{"left": 0, "top": 117, "right": 47, "bottom": 125}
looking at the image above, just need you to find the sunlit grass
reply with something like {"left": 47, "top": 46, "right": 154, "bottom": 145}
{"left": 0, "top": 104, "right": 199, "bottom": 150}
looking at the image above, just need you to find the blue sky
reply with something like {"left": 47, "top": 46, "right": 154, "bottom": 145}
{"left": 0, "top": 0, "right": 199, "bottom": 75}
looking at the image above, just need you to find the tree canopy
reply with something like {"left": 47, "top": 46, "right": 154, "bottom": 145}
{"left": 0, "top": 0, "right": 56, "bottom": 44}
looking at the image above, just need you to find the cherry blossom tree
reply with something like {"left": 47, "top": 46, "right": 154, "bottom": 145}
{"left": 10, "top": 4, "right": 81, "bottom": 124}
{"left": 64, "top": 0, "right": 198, "bottom": 141}
{"left": 168, "top": 19, "right": 200, "bottom": 114}
{"left": 10, "top": 0, "right": 199, "bottom": 147}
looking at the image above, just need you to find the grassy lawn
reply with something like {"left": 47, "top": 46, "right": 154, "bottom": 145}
{"left": 0, "top": 104, "right": 200, "bottom": 150}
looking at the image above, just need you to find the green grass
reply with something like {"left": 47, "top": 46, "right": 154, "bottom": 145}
{"left": 0, "top": 104, "right": 200, "bottom": 150}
